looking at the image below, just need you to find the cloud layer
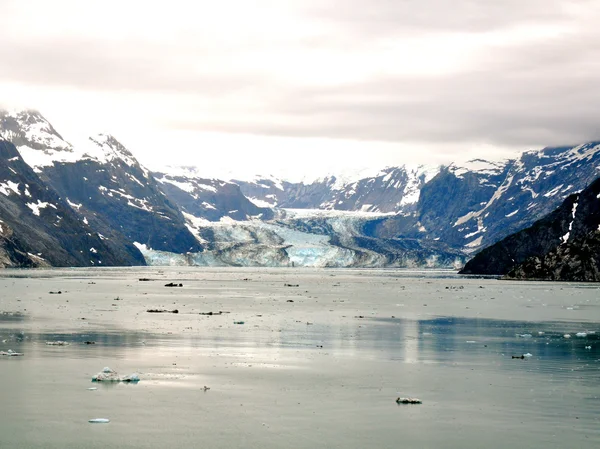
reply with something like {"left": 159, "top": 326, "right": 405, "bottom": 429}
{"left": 1, "top": 0, "right": 599, "bottom": 176}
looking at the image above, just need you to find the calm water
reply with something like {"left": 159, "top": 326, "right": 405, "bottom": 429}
{"left": 0, "top": 268, "right": 599, "bottom": 448}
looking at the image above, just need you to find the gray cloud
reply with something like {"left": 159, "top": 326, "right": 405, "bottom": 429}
{"left": 167, "top": 29, "right": 600, "bottom": 147}
{"left": 0, "top": 38, "right": 265, "bottom": 94}
{"left": 303, "top": 0, "right": 589, "bottom": 36}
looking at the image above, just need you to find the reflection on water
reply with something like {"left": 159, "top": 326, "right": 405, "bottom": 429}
{"left": 3, "top": 316, "right": 598, "bottom": 370}
{"left": 1, "top": 315, "right": 599, "bottom": 449}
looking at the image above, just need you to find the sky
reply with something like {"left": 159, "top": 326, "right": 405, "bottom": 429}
{"left": 1, "top": 0, "right": 599, "bottom": 181}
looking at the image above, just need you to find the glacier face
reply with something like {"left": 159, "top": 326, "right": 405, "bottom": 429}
{"left": 137, "top": 209, "right": 467, "bottom": 269}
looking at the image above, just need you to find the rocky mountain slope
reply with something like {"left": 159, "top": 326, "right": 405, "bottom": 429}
{"left": 1, "top": 109, "right": 201, "bottom": 255}
{"left": 461, "top": 176, "right": 600, "bottom": 280}
{"left": 0, "top": 139, "right": 139, "bottom": 267}
{"left": 371, "top": 147, "right": 600, "bottom": 253}
{"left": 154, "top": 168, "right": 273, "bottom": 222}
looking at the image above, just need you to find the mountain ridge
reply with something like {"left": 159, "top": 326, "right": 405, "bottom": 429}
{"left": 1, "top": 107, "right": 600, "bottom": 271}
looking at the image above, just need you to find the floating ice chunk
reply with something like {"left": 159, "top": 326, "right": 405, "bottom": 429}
{"left": 585, "top": 346, "right": 592, "bottom": 350}
{"left": 46, "top": 341, "right": 69, "bottom": 346}
{"left": 563, "top": 334, "right": 571, "bottom": 339}
{"left": 575, "top": 332, "right": 587, "bottom": 337}
{"left": 87, "top": 387, "right": 97, "bottom": 391}
{"left": 466, "top": 340, "right": 476, "bottom": 343}
{"left": 122, "top": 373, "right": 140, "bottom": 382}
{"left": 88, "top": 418, "right": 110, "bottom": 424}
{"left": 523, "top": 353, "right": 533, "bottom": 358}
{"left": 92, "top": 367, "right": 140, "bottom": 382}
{"left": 518, "top": 334, "right": 532, "bottom": 338}
{"left": 1, "top": 349, "right": 24, "bottom": 356}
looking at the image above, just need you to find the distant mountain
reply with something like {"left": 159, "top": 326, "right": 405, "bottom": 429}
{"left": 235, "top": 147, "right": 600, "bottom": 256}
{"left": 154, "top": 168, "right": 274, "bottom": 222}
{"left": 0, "top": 139, "right": 140, "bottom": 267}
{"left": 233, "top": 165, "right": 439, "bottom": 213}
{"left": 372, "top": 147, "right": 600, "bottom": 253}
{"left": 461, "top": 176, "right": 600, "bottom": 281}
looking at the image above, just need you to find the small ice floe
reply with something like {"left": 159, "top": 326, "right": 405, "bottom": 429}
{"left": 466, "top": 341, "right": 476, "bottom": 343}
{"left": 87, "top": 387, "right": 97, "bottom": 391}
{"left": 46, "top": 341, "right": 69, "bottom": 346}
{"left": 0, "top": 349, "right": 23, "bottom": 356}
{"left": 575, "top": 332, "right": 587, "bottom": 338}
{"left": 518, "top": 334, "right": 532, "bottom": 338}
{"left": 523, "top": 353, "right": 533, "bottom": 358}
{"left": 564, "top": 334, "right": 571, "bottom": 339}
{"left": 396, "top": 397, "right": 422, "bottom": 404}
{"left": 88, "top": 418, "right": 110, "bottom": 424}
{"left": 585, "top": 346, "right": 592, "bottom": 350}
{"left": 538, "top": 332, "right": 545, "bottom": 335}
{"left": 92, "top": 367, "right": 140, "bottom": 383}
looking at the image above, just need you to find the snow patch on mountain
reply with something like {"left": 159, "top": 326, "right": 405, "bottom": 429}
{"left": 0, "top": 181, "right": 21, "bottom": 196}
{"left": 26, "top": 200, "right": 57, "bottom": 216}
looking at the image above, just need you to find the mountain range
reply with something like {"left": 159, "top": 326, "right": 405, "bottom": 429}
{"left": 1, "top": 108, "right": 599, "bottom": 271}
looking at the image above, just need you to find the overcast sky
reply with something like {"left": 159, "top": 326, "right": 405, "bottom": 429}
{"left": 1, "top": 0, "right": 599, "bottom": 180}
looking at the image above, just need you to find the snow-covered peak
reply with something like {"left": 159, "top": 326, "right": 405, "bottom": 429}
{"left": 448, "top": 159, "right": 508, "bottom": 178}
{"left": 0, "top": 108, "right": 72, "bottom": 153}
{"left": 312, "top": 166, "right": 384, "bottom": 190}
{"left": 82, "top": 133, "right": 138, "bottom": 166}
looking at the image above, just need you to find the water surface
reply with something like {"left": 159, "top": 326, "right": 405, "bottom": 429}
{"left": 1, "top": 268, "right": 598, "bottom": 448}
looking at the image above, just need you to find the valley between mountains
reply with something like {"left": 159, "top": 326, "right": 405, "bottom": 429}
{"left": 1, "top": 109, "right": 599, "bottom": 279}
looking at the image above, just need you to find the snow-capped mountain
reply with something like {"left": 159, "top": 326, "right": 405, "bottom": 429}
{"left": 38, "top": 134, "right": 202, "bottom": 254}
{"left": 0, "top": 139, "right": 139, "bottom": 267}
{"left": 411, "top": 143, "right": 600, "bottom": 252}
{"left": 2, "top": 107, "right": 600, "bottom": 269}
{"left": 233, "top": 165, "right": 440, "bottom": 213}
{"left": 154, "top": 168, "right": 274, "bottom": 222}
{"left": 0, "top": 109, "right": 201, "bottom": 256}
{"left": 0, "top": 109, "right": 72, "bottom": 154}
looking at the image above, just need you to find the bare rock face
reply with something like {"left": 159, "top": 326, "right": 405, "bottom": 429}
{"left": 506, "top": 232, "right": 600, "bottom": 281}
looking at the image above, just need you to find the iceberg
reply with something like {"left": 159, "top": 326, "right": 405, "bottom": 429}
{"left": 92, "top": 366, "right": 140, "bottom": 383}
{"left": 1, "top": 349, "right": 24, "bottom": 356}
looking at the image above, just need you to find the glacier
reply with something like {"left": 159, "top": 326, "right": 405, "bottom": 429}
{"left": 136, "top": 210, "right": 467, "bottom": 269}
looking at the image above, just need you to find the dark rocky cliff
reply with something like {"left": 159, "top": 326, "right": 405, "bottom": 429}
{"left": 461, "top": 176, "right": 600, "bottom": 280}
